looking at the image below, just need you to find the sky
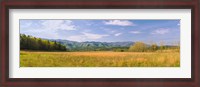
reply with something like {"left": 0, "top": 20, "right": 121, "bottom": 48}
{"left": 20, "top": 19, "right": 180, "bottom": 45}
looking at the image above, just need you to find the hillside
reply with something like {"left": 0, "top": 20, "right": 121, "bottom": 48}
{"left": 47, "top": 39, "right": 134, "bottom": 51}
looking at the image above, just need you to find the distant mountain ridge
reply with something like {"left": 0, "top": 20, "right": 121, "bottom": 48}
{"left": 46, "top": 39, "right": 134, "bottom": 51}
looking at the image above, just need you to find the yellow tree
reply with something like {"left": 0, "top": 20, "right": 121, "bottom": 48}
{"left": 129, "top": 42, "right": 147, "bottom": 52}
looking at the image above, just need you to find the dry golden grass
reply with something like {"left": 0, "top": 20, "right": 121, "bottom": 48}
{"left": 20, "top": 51, "right": 180, "bottom": 67}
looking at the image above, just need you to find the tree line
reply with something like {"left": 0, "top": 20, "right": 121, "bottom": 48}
{"left": 20, "top": 34, "right": 67, "bottom": 51}
{"left": 128, "top": 42, "right": 180, "bottom": 52}
{"left": 20, "top": 34, "right": 179, "bottom": 52}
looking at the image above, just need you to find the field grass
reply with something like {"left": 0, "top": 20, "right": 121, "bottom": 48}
{"left": 20, "top": 51, "right": 180, "bottom": 67}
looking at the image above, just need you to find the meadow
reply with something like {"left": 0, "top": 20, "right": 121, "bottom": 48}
{"left": 20, "top": 51, "right": 180, "bottom": 67}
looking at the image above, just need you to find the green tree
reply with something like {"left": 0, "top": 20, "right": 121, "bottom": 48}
{"left": 20, "top": 34, "right": 67, "bottom": 51}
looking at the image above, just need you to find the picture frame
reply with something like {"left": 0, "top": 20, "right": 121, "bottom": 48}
{"left": 0, "top": 0, "right": 199, "bottom": 87}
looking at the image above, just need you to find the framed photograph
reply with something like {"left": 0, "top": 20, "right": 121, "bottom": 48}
{"left": 1, "top": 0, "right": 199, "bottom": 87}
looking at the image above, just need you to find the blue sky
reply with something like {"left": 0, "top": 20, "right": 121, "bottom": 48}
{"left": 20, "top": 19, "right": 180, "bottom": 45}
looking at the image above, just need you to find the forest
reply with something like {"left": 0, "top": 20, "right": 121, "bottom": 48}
{"left": 20, "top": 34, "right": 67, "bottom": 51}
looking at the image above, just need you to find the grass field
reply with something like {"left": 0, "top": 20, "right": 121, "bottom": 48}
{"left": 20, "top": 51, "right": 180, "bottom": 67}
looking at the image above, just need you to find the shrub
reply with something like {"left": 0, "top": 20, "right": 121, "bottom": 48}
{"left": 150, "top": 43, "right": 158, "bottom": 52}
{"left": 129, "top": 42, "right": 148, "bottom": 52}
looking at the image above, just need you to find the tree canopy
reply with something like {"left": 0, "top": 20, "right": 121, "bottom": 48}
{"left": 20, "top": 34, "right": 67, "bottom": 51}
{"left": 129, "top": 42, "right": 148, "bottom": 52}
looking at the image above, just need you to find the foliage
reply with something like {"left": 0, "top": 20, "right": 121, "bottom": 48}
{"left": 149, "top": 43, "right": 158, "bottom": 52}
{"left": 20, "top": 34, "right": 67, "bottom": 51}
{"left": 112, "top": 47, "right": 129, "bottom": 52}
{"left": 129, "top": 42, "right": 148, "bottom": 52}
{"left": 129, "top": 42, "right": 180, "bottom": 52}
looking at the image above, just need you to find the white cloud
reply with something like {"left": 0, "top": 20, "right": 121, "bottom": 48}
{"left": 59, "top": 21, "right": 76, "bottom": 30}
{"left": 67, "top": 35, "right": 86, "bottom": 42}
{"left": 114, "top": 33, "right": 122, "bottom": 36}
{"left": 104, "top": 20, "right": 135, "bottom": 26}
{"left": 20, "top": 20, "right": 78, "bottom": 40}
{"left": 22, "top": 29, "right": 60, "bottom": 40}
{"left": 82, "top": 32, "right": 109, "bottom": 39}
{"left": 66, "top": 32, "right": 109, "bottom": 42}
{"left": 130, "top": 31, "right": 141, "bottom": 34}
{"left": 21, "top": 21, "right": 32, "bottom": 28}
{"left": 152, "top": 28, "right": 169, "bottom": 35}
{"left": 40, "top": 20, "right": 76, "bottom": 30}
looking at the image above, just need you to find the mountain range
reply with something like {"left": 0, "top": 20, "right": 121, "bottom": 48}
{"left": 47, "top": 39, "right": 134, "bottom": 51}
